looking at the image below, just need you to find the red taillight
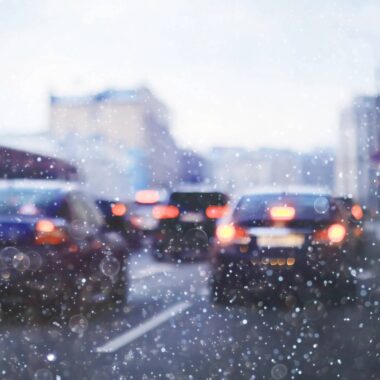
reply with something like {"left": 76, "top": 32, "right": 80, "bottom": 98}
{"left": 269, "top": 206, "right": 296, "bottom": 221}
{"left": 205, "top": 205, "right": 229, "bottom": 219}
{"left": 327, "top": 223, "right": 346, "bottom": 243}
{"left": 136, "top": 190, "right": 160, "bottom": 204}
{"left": 152, "top": 205, "right": 179, "bottom": 219}
{"left": 35, "top": 219, "right": 55, "bottom": 233}
{"left": 216, "top": 224, "right": 249, "bottom": 245}
{"left": 35, "top": 219, "right": 67, "bottom": 245}
{"left": 351, "top": 204, "right": 363, "bottom": 221}
{"left": 111, "top": 202, "right": 127, "bottom": 216}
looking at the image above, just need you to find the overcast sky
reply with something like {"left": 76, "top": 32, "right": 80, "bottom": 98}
{"left": 0, "top": 0, "right": 379, "bottom": 151}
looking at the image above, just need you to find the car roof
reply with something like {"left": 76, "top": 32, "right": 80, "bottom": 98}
{"left": 238, "top": 186, "right": 331, "bottom": 198}
{"left": 0, "top": 179, "right": 80, "bottom": 193}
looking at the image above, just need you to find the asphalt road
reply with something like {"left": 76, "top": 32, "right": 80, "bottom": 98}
{"left": 0, "top": 239, "right": 380, "bottom": 380}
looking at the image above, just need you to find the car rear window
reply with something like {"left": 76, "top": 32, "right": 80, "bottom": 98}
{"left": 234, "top": 193, "right": 337, "bottom": 223}
{"left": 169, "top": 192, "right": 228, "bottom": 212}
{"left": 0, "top": 188, "right": 61, "bottom": 216}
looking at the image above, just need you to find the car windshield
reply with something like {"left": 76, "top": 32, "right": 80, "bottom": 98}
{"left": 169, "top": 192, "right": 228, "bottom": 211}
{"left": 1, "top": 2, "right": 379, "bottom": 379}
{"left": 0, "top": 187, "right": 60, "bottom": 216}
{"left": 234, "top": 193, "right": 335, "bottom": 222}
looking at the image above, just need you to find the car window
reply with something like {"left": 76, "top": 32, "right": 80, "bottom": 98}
{"left": 234, "top": 194, "right": 336, "bottom": 222}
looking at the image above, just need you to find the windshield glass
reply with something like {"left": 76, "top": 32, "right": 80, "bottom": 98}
{"left": 0, "top": 187, "right": 60, "bottom": 216}
{"left": 0, "top": 1, "right": 379, "bottom": 379}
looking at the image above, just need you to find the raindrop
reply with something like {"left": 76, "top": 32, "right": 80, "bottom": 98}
{"left": 271, "top": 363, "right": 288, "bottom": 380}
{"left": 183, "top": 228, "right": 209, "bottom": 254}
{"left": 33, "top": 368, "right": 53, "bottom": 380}
{"left": 28, "top": 251, "right": 43, "bottom": 271}
{"left": 100, "top": 256, "right": 120, "bottom": 277}
{"left": 69, "top": 314, "right": 88, "bottom": 335}
{"left": 314, "top": 197, "right": 329, "bottom": 214}
{"left": 0, "top": 247, "right": 18, "bottom": 269}
{"left": 12, "top": 252, "right": 31, "bottom": 271}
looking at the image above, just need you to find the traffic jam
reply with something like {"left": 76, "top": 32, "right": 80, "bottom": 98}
{"left": 2, "top": 2, "right": 380, "bottom": 377}
{"left": 0, "top": 146, "right": 377, "bottom": 379}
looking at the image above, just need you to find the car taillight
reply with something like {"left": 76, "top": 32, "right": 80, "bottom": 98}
{"left": 269, "top": 206, "right": 296, "bottom": 221}
{"left": 152, "top": 205, "right": 179, "bottom": 219}
{"left": 111, "top": 202, "right": 127, "bottom": 216}
{"left": 351, "top": 204, "right": 363, "bottom": 221}
{"left": 35, "top": 219, "right": 68, "bottom": 245}
{"left": 216, "top": 224, "right": 249, "bottom": 245}
{"left": 136, "top": 189, "right": 160, "bottom": 204}
{"left": 327, "top": 223, "right": 346, "bottom": 243}
{"left": 313, "top": 223, "right": 346, "bottom": 244}
{"left": 205, "top": 205, "right": 229, "bottom": 219}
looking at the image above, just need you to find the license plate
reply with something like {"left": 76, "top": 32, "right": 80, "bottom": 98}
{"left": 180, "top": 212, "right": 204, "bottom": 223}
{"left": 257, "top": 234, "right": 304, "bottom": 248}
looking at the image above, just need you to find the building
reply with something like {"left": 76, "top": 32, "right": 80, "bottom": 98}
{"left": 209, "top": 147, "right": 334, "bottom": 197}
{"left": 335, "top": 96, "right": 380, "bottom": 213}
{"left": 49, "top": 87, "right": 180, "bottom": 195}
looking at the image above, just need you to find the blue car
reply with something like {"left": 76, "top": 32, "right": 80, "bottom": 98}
{"left": 0, "top": 180, "right": 129, "bottom": 314}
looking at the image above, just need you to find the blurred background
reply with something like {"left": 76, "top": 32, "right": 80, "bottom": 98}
{"left": 1, "top": 0, "right": 380, "bottom": 211}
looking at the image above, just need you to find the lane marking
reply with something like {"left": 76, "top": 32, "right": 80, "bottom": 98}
{"left": 96, "top": 301, "right": 192, "bottom": 353}
{"left": 132, "top": 265, "right": 174, "bottom": 280}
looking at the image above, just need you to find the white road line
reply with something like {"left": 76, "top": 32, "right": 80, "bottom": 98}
{"left": 96, "top": 301, "right": 192, "bottom": 353}
{"left": 132, "top": 265, "right": 174, "bottom": 280}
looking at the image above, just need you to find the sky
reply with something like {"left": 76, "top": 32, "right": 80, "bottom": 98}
{"left": 0, "top": 0, "right": 379, "bottom": 151}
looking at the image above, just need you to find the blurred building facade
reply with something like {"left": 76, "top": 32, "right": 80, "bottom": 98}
{"left": 210, "top": 147, "right": 334, "bottom": 196}
{"left": 49, "top": 87, "right": 180, "bottom": 196}
{"left": 336, "top": 95, "right": 380, "bottom": 213}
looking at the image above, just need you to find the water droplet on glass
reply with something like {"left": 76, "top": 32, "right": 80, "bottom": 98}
{"left": 33, "top": 368, "right": 53, "bottom": 380}
{"left": 100, "top": 256, "right": 120, "bottom": 277}
{"left": 12, "top": 252, "right": 31, "bottom": 271}
{"left": 271, "top": 363, "right": 288, "bottom": 380}
{"left": 314, "top": 197, "right": 329, "bottom": 214}
{"left": 69, "top": 314, "right": 88, "bottom": 335}
{"left": 0, "top": 247, "right": 19, "bottom": 269}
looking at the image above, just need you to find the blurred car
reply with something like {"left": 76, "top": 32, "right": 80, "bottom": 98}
{"left": 0, "top": 180, "right": 129, "bottom": 314}
{"left": 334, "top": 196, "right": 365, "bottom": 253}
{"left": 210, "top": 189, "right": 358, "bottom": 304}
{"left": 128, "top": 189, "right": 168, "bottom": 241}
{"left": 152, "top": 190, "right": 229, "bottom": 260}
{"left": 96, "top": 199, "right": 142, "bottom": 250}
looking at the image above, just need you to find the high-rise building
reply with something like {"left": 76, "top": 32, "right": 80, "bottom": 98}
{"left": 336, "top": 95, "right": 380, "bottom": 213}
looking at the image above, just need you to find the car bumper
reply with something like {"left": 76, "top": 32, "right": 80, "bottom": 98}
{"left": 211, "top": 244, "right": 356, "bottom": 286}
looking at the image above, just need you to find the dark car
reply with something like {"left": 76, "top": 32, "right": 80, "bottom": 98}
{"left": 152, "top": 190, "right": 229, "bottom": 260}
{"left": 0, "top": 180, "right": 129, "bottom": 315}
{"left": 210, "top": 190, "right": 358, "bottom": 305}
{"left": 96, "top": 199, "right": 142, "bottom": 251}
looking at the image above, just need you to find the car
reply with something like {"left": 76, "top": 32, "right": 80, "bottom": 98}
{"left": 210, "top": 189, "right": 358, "bottom": 305}
{"left": 128, "top": 189, "right": 168, "bottom": 242}
{"left": 96, "top": 198, "right": 142, "bottom": 251}
{"left": 152, "top": 190, "right": 229, "bottom": 261}
{"left": 0, "top": 180, "right": 129, "bottom": 315}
